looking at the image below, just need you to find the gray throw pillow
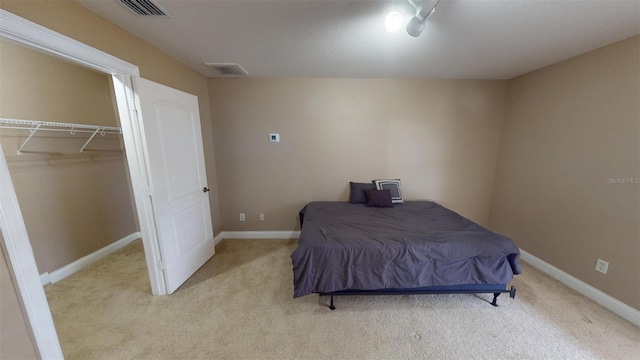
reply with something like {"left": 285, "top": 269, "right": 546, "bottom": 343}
{"left": 349, "top": 182, "right": 376, "bottom": 204}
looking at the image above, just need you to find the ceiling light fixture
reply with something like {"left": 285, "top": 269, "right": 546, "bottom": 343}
{"left": 406, "top": 0, "right": 440, "bottom": 37}
{"left": 385, "top": 11, "right": 404, "bottom": 33}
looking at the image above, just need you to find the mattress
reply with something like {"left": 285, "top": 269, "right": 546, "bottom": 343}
{"left": 291, "top": 201, "right": 521, "bottom": 298}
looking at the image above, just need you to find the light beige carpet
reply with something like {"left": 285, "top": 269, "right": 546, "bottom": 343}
{"left": 45, "top": 239, "right": 639, "bottom": 360}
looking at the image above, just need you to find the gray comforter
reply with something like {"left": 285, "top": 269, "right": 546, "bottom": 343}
{"left": 291, "top": 201, "right": 521, "bottom": 298}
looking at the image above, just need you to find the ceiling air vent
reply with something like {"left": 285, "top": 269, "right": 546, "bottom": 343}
{"left": 204, "top": 63, "right": 249, "bottom": 77}
{"left": 119, "top": 0, "right": 172, "bottom": 17}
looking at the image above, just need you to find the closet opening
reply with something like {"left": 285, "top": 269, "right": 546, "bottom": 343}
{"left": 0, "top": 40, "right": 142, "bottom": 290}
{"left": 0, "top": 37, "right": 148, "bottom": 353}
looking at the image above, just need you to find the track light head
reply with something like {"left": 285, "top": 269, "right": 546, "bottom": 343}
{"left": 405, "top": 0, "right": 439, "bottom": 37}
{"left": 406, "top": 16, "right": 425, "bottom": 37}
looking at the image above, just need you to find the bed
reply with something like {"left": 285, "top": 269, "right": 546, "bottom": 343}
{"left": 291, "top": 201, "right": 521, "bottom": 309}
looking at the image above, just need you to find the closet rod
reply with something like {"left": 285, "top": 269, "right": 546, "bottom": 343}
{"left": 0, "top": 118, "right": 122, "bottom": 154}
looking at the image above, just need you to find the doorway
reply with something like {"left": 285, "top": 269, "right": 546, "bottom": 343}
{"left": 0, "top": 38, "right": 140, "bottom": 285}
{"left": 0, "top": 38, "right": 142, "bottom": 359}
{"left": 0, "top": 9, "right": 181, "bottom": 358}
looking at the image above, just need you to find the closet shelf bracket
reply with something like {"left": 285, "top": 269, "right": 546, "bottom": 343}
{"left": 80, "top": 128, "right": 103, "bottom": 153}
{"left": 17, "top": 124, "right": 41, "bottom": 155}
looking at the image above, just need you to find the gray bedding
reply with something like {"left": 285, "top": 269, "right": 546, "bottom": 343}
{"left": 291, "top": 201, "right": 521, "bottom": 298}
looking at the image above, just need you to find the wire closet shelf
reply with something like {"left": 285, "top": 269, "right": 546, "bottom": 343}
{"left": 0, "top": 118, "right": 122, "bottom": 154}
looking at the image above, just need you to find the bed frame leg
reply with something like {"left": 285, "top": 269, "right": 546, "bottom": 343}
{"left": 510, "top": 286, "right": 517, "bottom": 299}
{"left": 491, "top": 292, "right": 501, "bottom": 307}
{"left": 329, "top": 295, "right": 336, "bottom": 310}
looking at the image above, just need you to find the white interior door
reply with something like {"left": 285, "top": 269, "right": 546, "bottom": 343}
{"left": 136, "top": 78, "right": 214, "bottom": 294}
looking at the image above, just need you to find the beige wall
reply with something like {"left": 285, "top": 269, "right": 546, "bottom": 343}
{"left": 0, "top": 40, "right": 119, "bottom": 126}
{"left": 0, "top": 232, "right": 39, "bottom": 360}
{"left": 209, "top": 79, "right": 507, "bottom": 231}
{"left": 0, "top": 40, "right": 137, "bottom": 273}
{"left": 489, "top": 36, "right": 640, "bottom": 310}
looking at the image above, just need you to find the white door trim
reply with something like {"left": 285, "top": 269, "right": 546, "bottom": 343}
{"left": 0, "top": 10, "right": 139, "bottom": 77}
{"left": 0, "top": 144, "right": 63, "bottom": 359}
{"left": 112, "top": 74, "right": 167, "bottom": 296}
{"left": 0, "top": 9, "right": 169, "bottom": 358}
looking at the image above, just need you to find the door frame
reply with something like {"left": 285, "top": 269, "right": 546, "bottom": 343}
{"left": 0, "top": 9, "right": 169, "bottom": 358}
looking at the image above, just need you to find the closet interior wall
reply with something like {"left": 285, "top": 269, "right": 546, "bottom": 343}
{"left": 0, "top": 40, "right": 138, "bottom": 274}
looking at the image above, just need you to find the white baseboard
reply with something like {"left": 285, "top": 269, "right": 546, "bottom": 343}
{"left": 213, "top": 232, "right": 224, "bottom": 246}
{"left": 218, "top": 231, "right": 301, "bottom": 240}
{"left": 519, "top": 249, "right": 640, "bottom": 327}
{"left": 40, "top": 232, "right": 141, "bottom": 285}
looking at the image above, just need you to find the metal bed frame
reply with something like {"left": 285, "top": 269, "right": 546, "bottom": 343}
{"left": 319, "top": 285, "right": 517, "bottom": 310}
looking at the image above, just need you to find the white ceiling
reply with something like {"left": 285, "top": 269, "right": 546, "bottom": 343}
{"left": 78, "top": 0, "right": 640, "bottom": 79}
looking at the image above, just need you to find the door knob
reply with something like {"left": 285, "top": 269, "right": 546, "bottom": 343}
{"left": 203, "top": 187, "right": 210, "bottom": 193}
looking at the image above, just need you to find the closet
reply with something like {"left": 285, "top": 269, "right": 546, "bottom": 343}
{"left": 0, "top": 39, "right": 138, "bottom": 282}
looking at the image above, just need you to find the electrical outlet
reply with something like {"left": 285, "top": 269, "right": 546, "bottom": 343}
{"left": 260, "top": 213, "right": 265, "bottom": 221}
{"left": 239, "top": 213, "right": 245, "bottom": 222}
{"left": 595, "top": 259, "right": 609, "bottom": 274}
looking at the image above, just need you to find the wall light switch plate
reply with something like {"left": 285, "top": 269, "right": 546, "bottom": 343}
{"left": 595, "top": 258, "right": 609, "bottom": 274}
{"left": 269, "top": 133, "right": 280, "bottom": 142}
